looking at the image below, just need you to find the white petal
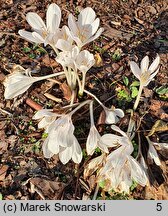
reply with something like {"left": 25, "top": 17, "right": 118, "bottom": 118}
{"left": 111, "top": 125, "right": 127, "bottom": 137}
{"left": 26, "top": 12, "right": 46, "bottom": 31}
{"left": 86, "top": 126, "right": 100, "bottom": 155}
{"left": 47, "top": 130, "right": 60, "bottom": 154}
{"left": 32, "top": 32, "right": 45, "bottom": 43}
{"left": 82, "top": 27, "right": 104, "bottom": 46}
{"left": 56, "top": 39, "right": 73, "bottom": 51}
{"left": 149, "top": 68, "right": 159, "bottom": 81}
{"left": 46, "top": 3, "right": 61, "bottom": 32}
{"left": 130, "top": 61, "right": 141, "bottom": 80}
{"left": 72, "top": 138, "right": 82, "bottom": 164}
{"left": 33, "top": 109, "right": 54, "bottom": 119}
{"left": 42, "top": 138, "right": 54, "bottom": 158}
{"left": 78, "top": 7, "right": 96, "bottom": 26}
{"left": 59, "top": 146, "right": 73, "bottom": 164}
{"left": 128, "top": 156, "right": 148, "bottom": 186}
{"left": 90, "top": 18, "right": 100, "bottom": 36}
{"left": 100, "top": 134, "right": 121, "bottom": 147}
{"left": 115, "top": 108, "right": 125, "bottom": 118}
{"left": 18, "top": 30, "right": 43, "bottom": 43}
{"left": 68, "top": 14, "right": 78, "bottom": 35}
{"left": 148, "top": 143, "right": 161, "bottom": 166}
{"left": 141, "top": 56, "right": 149, "bottom": 73}
{"left": 148, "top": 55, "right": 160, "bottom": 73}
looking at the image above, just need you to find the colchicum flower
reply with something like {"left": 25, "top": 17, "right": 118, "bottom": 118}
{"left": 130, "top": 55, "right": 160, "bottom": 87}
{"left": 146, "top": 136, "right": 168, "bottom": 166}
{"left": 19, "top": 3, "right": 61, "bottom": 47}
{"left": 68, "top": 7, "right": 104, "bottom": 48}
{"left": 39, "top": 113, "right": 82, "bottom": 164}
{"left": 104, "top": 106, "right": 124, "bottom": 124}
{"left": 3, "top": 65, "right": 64, "bottom": 99}
{"left": 97, "top": 126, "right": 148, "bottom": 193}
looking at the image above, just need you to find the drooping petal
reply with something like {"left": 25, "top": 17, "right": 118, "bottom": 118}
{"left": 33, "top": 109, "right": 54, "bottom": 119}
{"left": 86, "top": 125, "right": 100, "bottom": 155}
{"left": 18, "top": 30, "right": 43, "bottom": 43}
{"left": 148, "top": 143, "right": 161, "bottom": 166}
{"left": 140, "top": 56, "right": 149, "bottom": 73}
{"left": 26, "top": 12, "right": 47, "bottom": 31}
{"left": 72, "top": 138, "right": 83, "bottom": 164}
{"left": 42, "top": 139, "right": 54, "bottom": 158}
{"left": 128, "top": 156, "right": 148, "bottom": 186}
{"left": 59, "top": 146, "right": 73, "bottom": 164}
{"left": 130, "top": 61, "right": 141, "bottom": 80}
{"left": 148, "top": 55, "right": 160, "bottom": 74}
{"left": 46, "top": 3, "right": 61, "bottom": 32}
{"left": 47, "top": 129, "right": 60, "bottom": 155}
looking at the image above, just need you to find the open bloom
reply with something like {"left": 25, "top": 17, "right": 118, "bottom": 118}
{"left": 19, "top": 3, "right": 61, "bottom": 46}
{"left": 68, "top": 7, "right": 104, "bottom": 48}
{"left": 130, "top": 55, "right": 160, "bottom": 87}
{"left": 3, "top": 65, "right": 63, "bottom": 99}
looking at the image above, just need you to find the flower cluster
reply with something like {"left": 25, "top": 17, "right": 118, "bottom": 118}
{"left": 2, "top": 3, "right": 165, "bottom": 196}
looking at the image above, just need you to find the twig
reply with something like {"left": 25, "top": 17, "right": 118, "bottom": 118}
{"left": 26, "top": 98, "right": 42, "bottom": 110}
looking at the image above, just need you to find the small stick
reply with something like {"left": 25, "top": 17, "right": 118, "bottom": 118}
{"left": 44, "top": 93, "right": 62, "bottom": 103}
{"left": 26, "top": 98, "right": 42, "bottom": 111}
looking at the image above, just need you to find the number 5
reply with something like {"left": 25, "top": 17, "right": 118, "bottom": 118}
{"left": 156, "top": 203, "right": 162, "bottom": 211}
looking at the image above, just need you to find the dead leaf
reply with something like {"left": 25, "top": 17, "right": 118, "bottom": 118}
{"left": 60, "top": 82, "right": 72, "bottom": 101}
{"left": 149, "top": 100, "right": 168, "bottom": 121}
{"left": 0, "top": 165, "right": 9, "bottom": 181}
{"left": 30, "top": 177, "right": 66, "bottom": 199}
{"left": 148, "top": 120, "right": 168, "bottom": 136}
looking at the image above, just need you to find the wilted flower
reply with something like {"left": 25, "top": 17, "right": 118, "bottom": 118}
{"left": 96, "top": 125, "right": 148, "bottom": 193}
{"left": 19, "top": 3, "right": 61, "bottom": 47}
{"left": 68, "top": 7, "right": 104, "bottom": 48}
{"left": 3, "top": 65, "right": 64, "bottom": 99}
{"left": 130, "top": 55, "right": 160, "bottom": 87}
{"left": 146, "top": 136, "right": 168, "bottom": 166}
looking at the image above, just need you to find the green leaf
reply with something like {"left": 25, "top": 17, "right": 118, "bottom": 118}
{"left": 155, "top": 86, "right": 168, "bottom": 95}
{"left": 0, "top": 193, "right": 2, "bottom": 200}
{"left": 99, "top": 180, "right": 105, "bottom": 188}
{"left": 22, "top": 47, "right": 31, "bottom": 53}
{"left": 130, "top": 81, "right": 140, "bottom": 87}
{"left": 131, "top": 86, "right": 139, "bottom": 98}
{"left": 123, "top": 76, "right": 129, "bottom": 86}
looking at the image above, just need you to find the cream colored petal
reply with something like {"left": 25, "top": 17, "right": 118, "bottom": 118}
{"left": 33, "top": 109, "right": 54, "bottom": 119}
{"left": 46, "top": 3, "right": 61, "bottom": 32}
{"left": 86, "top": 126, "right": 100, "bottom": 155}
{"left": 129, "top": 61, "right": 141, "bottom": 80}
{"left": 32, "top": 32, "right": 45, "bottom": 43}
{"left": 42, "top": 139, "right": 54, "bottom": 158}
{"left": 68, "top": 14, "right": 78, "bottom": 35}
{"left": 18, "top": 30, "right": 43, "bottom": 43}
{"left": 78, "top": 7, "right": 96, "bottom": 26}
{"left": 72, "top": 138, "right": 82, "bottom": 164}
{"left": 26, "top": 12, "right": 46, "bottom": 31}
{"left": 128, "top": 156, "right": 148, "bottom": 186}
{"left": 59, "top": 146, "right": 73, "bottom": 164}
{"left": 82, "top": 27, "right": 104, "bottom": 46}
{"left": 148, "top": 55, "right": 160, "bottom": 73}
{"left": 100, "top": 134, "right": 121, "bottom": 147}
{"left": 140, "top": 56, "right": 149, "bottom": 73}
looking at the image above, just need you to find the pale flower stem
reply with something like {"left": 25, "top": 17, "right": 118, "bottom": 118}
{"left": 79, "top": 72, "right": 86, "bottom": 96}
{"left": 70, "top": 90, "right": 76, "bottom": 107}
{"left": 76, "top": 73, "right": 83, "bottom": 95}
{"left": 133, "top": 84, "right": 143, "bottom": 111}
{"left": 50, "top": 44, "right": 59, "bottom": 56}
{"left": 70, "top": 100, "right": 91, "bottom": 116}
{"left": 36, "top": 71, "right": 65, "bottom": 81}
{"left": 89, "top": 101, "right": 94, "bottom": 126}
{"left": 92, "top": 184, "right": 99, "bottom": 200}
{"left": 84, "top": 89, "right": 105, "bottom": 109}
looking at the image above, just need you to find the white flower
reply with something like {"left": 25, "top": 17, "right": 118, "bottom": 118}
{"left": 68, "top": 7, "right": 104, "bottom": 48}
{"left": 3, "top": 65, "right": 63, "bottom": 99}
{"left": 41, "top": 114, "right": 82, "bottom": 164}
{"left": 104, "top": 107, "right": 124, "bottom": 124}
{"left": 19, "top": 3, "right": 61, "bottom": 46}
{"left": 146, "top": 136, "right": 168, "bottom": 166}
{"left": 130, "top": 55, "right": 160, "bottom": 87}
{"left": 33, "top": 109, "right": 58, "bottom": 132}
{"left": 98, "top": 148, "right": 148, "bottom": 193}
{"left": 75, "top": 50, "right": 95, "bottom": 73}
{"left": 86, "top": 125, "right": 109, "bottom": 155}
